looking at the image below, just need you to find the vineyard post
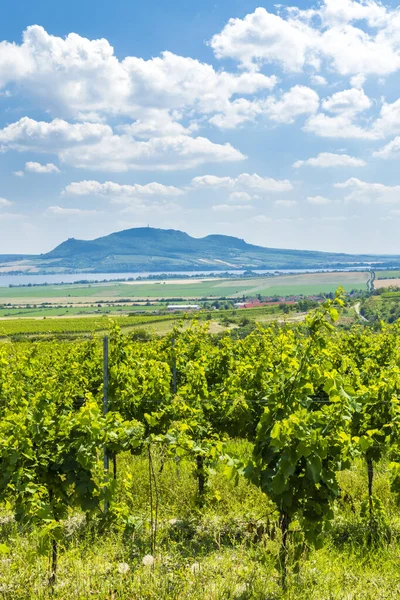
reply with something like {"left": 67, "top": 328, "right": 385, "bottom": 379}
{"left": 103, "top": 336, "right": 109, "bottom": 512}
{"left": 172, "top": 337, "right": 181, "bottom": 478}
{"left": 172, "top": 337, "right": 177, "bottom": 394}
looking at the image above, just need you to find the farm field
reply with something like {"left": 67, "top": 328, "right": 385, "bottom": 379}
{"left": 0, "top": 303, "right": 163, "bottom": 319}
{"left": 0, "top": 271, "right": 370, "bottom": 304}
{"left": 1, "top": 297, "right": 400, "bottom": 599}
{"left": 375, "top": 270, "right": 400, "bottom": 279}
{"left": 375, "top": 278, "right": 400, "bottom": 290}
{"left": 0, "top": 305, "right": 285, "bottom": 338}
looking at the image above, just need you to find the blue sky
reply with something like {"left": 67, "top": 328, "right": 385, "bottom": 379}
{"left": 1, "top": 0, "right": 400, "bottom": 255}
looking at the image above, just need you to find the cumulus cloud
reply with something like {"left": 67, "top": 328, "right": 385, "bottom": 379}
{"left": 63, "top": 180, "right": 184, "bottom": 197}
{"left": 311, "top": 75, "right": 328, "bottom": 86}
{"left": 25, "top": 161, "right": 60, "bottom": 173}
{"left": 0, "top": 25, "right": 276, "bottom": 124}
{"left": 304, "top": 113, "right": 379, "bottom": 139}
{"left": 209, "top": 3, "right": 400, "bottom": 77}
{"left": 322, "top": 88, "right": 372, "bottom": 115}
{"left": 191, "top": 173, "right": 292, "bottom": 193}
{"left": 373, "top": 137, "right": 400, "bottom": 159}
{"left": 294, "top": 152, "right": 366, "bottom": 168}
{"left": 262, "top": 85, "right": 319, "bottom": 123}
{"left": 0, "top": 117, "right": 110, "bottom": 152}
{"left": 0, "top": 197, "right": 13, "bottom": 207}
{"left": 0, "top": 117, "right": 245, "bottom": 171}
{"left": 209, "top": 7, "right": 319, "bottom": 72}
{"left": 335, "top": 178, "right": 400, "bottom": 204}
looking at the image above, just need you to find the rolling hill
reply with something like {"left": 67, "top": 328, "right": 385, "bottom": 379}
{"left": 1, "top": 227, "right": 400, "bottom": 274}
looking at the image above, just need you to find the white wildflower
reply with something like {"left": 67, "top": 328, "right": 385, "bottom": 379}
{"left": 117, "top": 562, "right": 130, "bottom": 575}
{"left": 142, "top": 554, "right": 155, "bottom": 567}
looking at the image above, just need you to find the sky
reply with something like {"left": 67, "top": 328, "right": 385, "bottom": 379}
{"left": 1, "top": 0, "right": 400, "bottom": 256}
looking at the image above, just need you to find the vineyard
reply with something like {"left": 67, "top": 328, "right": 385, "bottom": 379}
{"left": 0, "top": 314, "right": 179, "bottom": 338}
{"left": 1, "top": 291, "right": 400, "bottom": 598}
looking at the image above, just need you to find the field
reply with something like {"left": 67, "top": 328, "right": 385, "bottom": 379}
{"left": 1, "top": 300, "right": 400, "bottom": 599}
{"left": 374, "top": 278, "right": 400, "bottom": 290}
{"left": 0, "top": 272, "right": 370, "bottom": 305}
{"left": 375, "top": 270, "right": 400, "bottom": 279}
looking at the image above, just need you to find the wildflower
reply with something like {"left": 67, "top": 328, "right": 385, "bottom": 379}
{"left": 117, "top": 562, "right": 130, "bottom": 575}
{"left": 142, "top": 554, "right": 155, "bottom": 567}
{"left": 190, "top": 562, "right": 200, "bottom": 574}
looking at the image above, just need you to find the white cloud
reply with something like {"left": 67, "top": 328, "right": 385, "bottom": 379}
{"left": 12, "top": 170, "right": 24, "bottom": 177}
{"left": 0, "top": 25, "right": 276, "bottom": 124}
{"left": 191, "top": 173, "right": 293, "bottom": 193}
{"left": 209, "top": 85, "right": 318, "bottom": 129}
{"left": 372, "top": 98, "right": 400, "bottom": 137}
{"left": 307, "top": 195, "right": 331, "bottom": 205}
{"left": 191, "top": 175, "right": 233, "bottom": 188}
{"left": 0, "top": 117, "right": 245, "bottom": 171}
{"left": 373, "top": 137, "right": 400, "bottom": 159}
{"left": 0, "top": 117, "right": 110, "bottom": 151}
{"left": 25, "top": 161, "right": 60, "bottom": 173}
{"left": 45, "top": 206, "right": 102, "bottom": 216}
{"left": 209, "top": 3, "right": 400, "bottom": 77}
{"left": 294, "top": 152, "right": 366, "bottom": 168}
{"left": 209, "top": 7, "right": 318, "bottom": 72}
{"left": 350, "top": 74, "right": 366, "bottom": 88}
{"left": 263, "top": 85, "right": 319, "bottom": 123}
{"left": 335, "top": 178, "right": 400, "bottom": 204}
{"left": 236, "top": 173, "right": 293, "bottom": 192}
{"left": 304, "top": 113, "right": 379, "bottom": 139}
{"left": 311, "top": 75, "right": 328, "bottom": 86}
{"left": 322, "top": 88, "right": 372, "bottom": 115}
{"left": 63, "top": 180, "right": 184, "bottom": 197}
{"left": 0, "top": 197, "right": 13, "bottom": 207}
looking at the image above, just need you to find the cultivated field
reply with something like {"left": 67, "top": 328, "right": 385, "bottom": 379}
{"left": 0, "top": 271, "right": 370, "bottom": 305}
{"left": 374, "top": 278, "right": 400, "bottom": 289}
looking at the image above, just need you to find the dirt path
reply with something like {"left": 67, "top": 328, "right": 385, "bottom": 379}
{"left": 354, "top": 302, "right": 368, "bottom": 322}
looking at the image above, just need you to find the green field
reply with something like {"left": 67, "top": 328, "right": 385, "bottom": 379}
{"left": 376, "top": 270, "right": 400, "bottom": 279}
{"left": 0, "top": 272, "right": 370, "bottom": 304}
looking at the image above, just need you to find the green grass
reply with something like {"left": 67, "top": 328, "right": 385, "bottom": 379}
{"left": 1, "top": 443, "right": 400, "bottom": 599}
{"left": 376, "top": 270, "right": 400, "bottom": 279}
{"left": 0, "top": 272, "right": 369, "bottom": 303}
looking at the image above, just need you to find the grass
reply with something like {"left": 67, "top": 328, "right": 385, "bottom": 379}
{"left": 375, "top": 270, "right": 400, "bottom": 279}
{"left": 0, "top": 272, "right": 369, "bottom": 303}
{"left": 1, "top": 443, "right": 400, "bottom": 599}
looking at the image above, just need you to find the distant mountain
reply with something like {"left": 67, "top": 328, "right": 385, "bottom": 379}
{"left": 1, "top": 227, "right": 400, "bottom": 274}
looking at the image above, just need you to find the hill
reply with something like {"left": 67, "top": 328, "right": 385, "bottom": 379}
{"left": 1, "top": 227, "right": 400, "bottom": 274}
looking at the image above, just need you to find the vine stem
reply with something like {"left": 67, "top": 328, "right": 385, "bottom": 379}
{"left": 279, "top": 510, "right": 291, "bottom": 590}
{"left": 148, "top": 444, "right": 159, "bottom": 561}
